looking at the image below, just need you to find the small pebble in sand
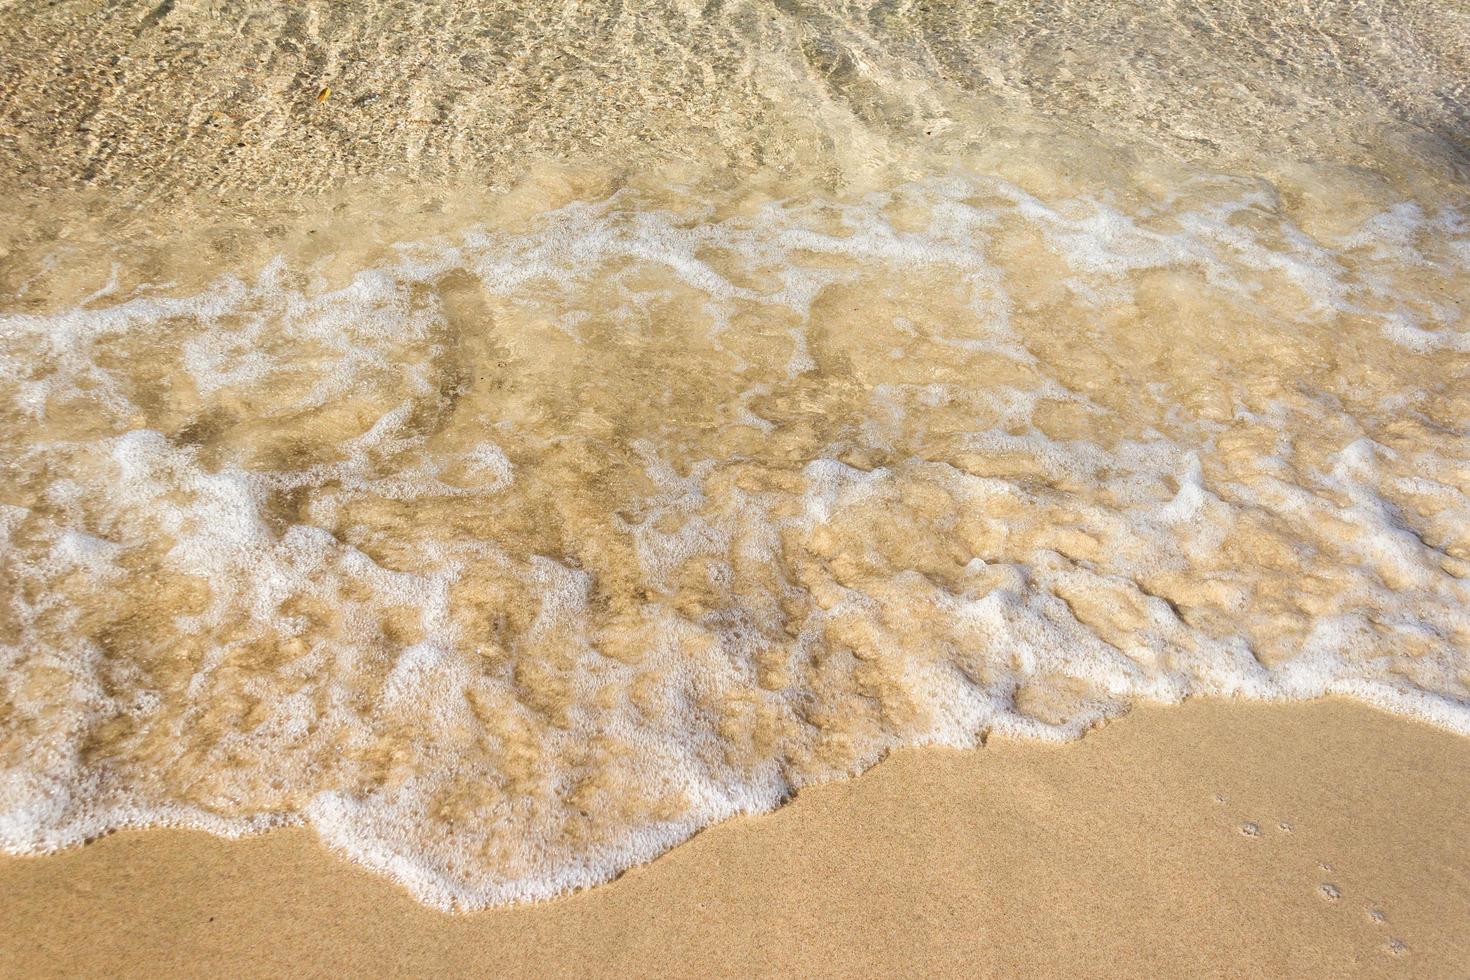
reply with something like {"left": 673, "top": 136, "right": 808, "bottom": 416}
{"left": 1278, "top": 821, "right": 1293, "bottom": 833}
{"left": 1318, "top": 883, "right": 1341, "bottom": 901}
{"left": 1366, "top": 908, "right": 1386, "bottom": 924}
{"left": 1239, "top": 821, "right": 1260, "bottom": 837}
{"left": 1386, "top": 938, "right": 1408, "bottom": 956}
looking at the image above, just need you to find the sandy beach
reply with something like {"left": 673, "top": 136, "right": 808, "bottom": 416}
{"left": 4, "top": 697, "right": 1467, "bottom": 977}
{"left": 3, "top": 3, "right": 1469, "bottom": 974}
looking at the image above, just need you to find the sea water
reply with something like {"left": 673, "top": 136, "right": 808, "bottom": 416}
{"left": 1, "top": 0, "right": 1467, "bottom": 908}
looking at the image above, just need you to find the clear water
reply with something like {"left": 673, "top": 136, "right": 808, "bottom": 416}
{"left": 1, "top": 0, "right": 1468, "bottom": 908}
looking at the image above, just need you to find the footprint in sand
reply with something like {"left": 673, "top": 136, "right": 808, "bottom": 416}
{"left": 1223, "top": 810, "right": 1415, "bottom": 960}
{"left": 1364, "top": 909, "right": 1410, "bottom": 958}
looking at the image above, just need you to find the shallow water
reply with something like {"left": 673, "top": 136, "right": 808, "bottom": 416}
{"left": 1, "top": 0, "right": 1468, "bottom": 908}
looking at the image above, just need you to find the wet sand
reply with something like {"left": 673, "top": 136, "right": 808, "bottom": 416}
{"left": 3, "top": 697, "right": 1467, "bottom": 978}
{"left": 5, "top": 3, "right": 1470, "bottom": 973}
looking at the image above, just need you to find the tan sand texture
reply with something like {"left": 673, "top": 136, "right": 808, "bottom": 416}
{"left": 3, "top": 0, "right": 1470, "bottom": 954}
{"left": 3, "top": 698, "right": 1467, "bottom": 978}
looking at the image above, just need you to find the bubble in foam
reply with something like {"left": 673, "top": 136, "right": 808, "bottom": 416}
{"left": 0, "top": 172, "right": 1468, "bottom": 908}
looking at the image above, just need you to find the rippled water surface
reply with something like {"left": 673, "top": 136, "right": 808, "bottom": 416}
{"left": 1, "top": 1, "right": 1468, "bottom": 907}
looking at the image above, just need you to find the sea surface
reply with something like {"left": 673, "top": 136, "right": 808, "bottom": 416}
{"left": 1, "top": 0, "right": 1468, "bottom": 908}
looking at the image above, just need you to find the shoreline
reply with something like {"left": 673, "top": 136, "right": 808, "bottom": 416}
{"left": 5, "top": 5, "right": 1469, "bottom": 978}
{"left": 4, "top": 697, "right": 1467, "bottom": 978}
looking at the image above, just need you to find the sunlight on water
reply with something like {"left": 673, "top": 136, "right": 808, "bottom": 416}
{"left": 1, "top": 0, "right": 1468, "bottom": 908}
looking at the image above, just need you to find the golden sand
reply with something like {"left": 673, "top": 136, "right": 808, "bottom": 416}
{"left": 3, "top": 0, "right": 1469, "bottom": 957}
{"left": 3, "top": 698, "right": 1467, "bottom": 977}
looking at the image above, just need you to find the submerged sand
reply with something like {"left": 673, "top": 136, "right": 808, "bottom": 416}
{"left": 3, "top": 0, "right": 1470, "bottom": 963}
{"left": 3, "top": 698, "right": 1467, "bottom": 978}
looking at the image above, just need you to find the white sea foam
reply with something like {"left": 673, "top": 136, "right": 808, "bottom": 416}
{"left": 1, "top": 173, "right": 1468, "bottom": 908}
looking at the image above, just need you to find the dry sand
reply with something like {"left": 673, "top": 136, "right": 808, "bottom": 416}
{"left": 3, "top": 697, "right": 1466, "bottom": 978}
